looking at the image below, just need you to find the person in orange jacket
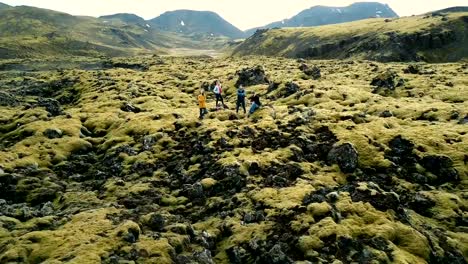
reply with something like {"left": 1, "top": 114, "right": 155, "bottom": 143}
{"left": 198, "top": 89, "right": 207, "bottom": 119}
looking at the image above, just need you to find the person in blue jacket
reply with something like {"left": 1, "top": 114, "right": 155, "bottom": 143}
{"left": 236, "top": 85, "right": 246, "bottom": 114}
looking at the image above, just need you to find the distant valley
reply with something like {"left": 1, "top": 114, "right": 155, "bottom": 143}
{"left": 0, "top": 2, "right": 467, "bottom": 62}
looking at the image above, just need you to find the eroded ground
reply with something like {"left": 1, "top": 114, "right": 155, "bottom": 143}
{"left": 0, "top": 56, "right": 467, "bottom": 263}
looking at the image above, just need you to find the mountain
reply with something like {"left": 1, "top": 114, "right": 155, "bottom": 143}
{"left": 431, "top": 6, "right": 468, "bottom": 14}
{"left": 245, "top": 2, "right": 398, "bottom": 36}
{"left": 234, "top": 12, "right": 468, "bottom": 62}
{"left": 0, "top": 5, "right": 229, "bottom": 59}
{"left": 99, "top": 13, "right": 148, "bottom": 27}
{"left": 149, "top": 10, "right": 245, "bottom": 39}
{"left": 0, "top": 2, "right": 10, "bottom": 9}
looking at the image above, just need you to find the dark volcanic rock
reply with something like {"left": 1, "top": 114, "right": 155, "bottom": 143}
{"left": 43, "top": 128, "right": 63, "bottom": 139}
{"left": 0, "top": 91, "right": 19, "bottom": 107}
{"left": 103, "top": 60, "right": 149, "bottom": 71}
{"left": 299, "top": 64, "right": 321, "bottom": 79}
{"left": 281, "top": 82, "right": 300, "bottom": 98}
{"left": 235, "top": 66, "right": 269, "bottom": 87}
{"left": 0, "top": 173, "right": 19, "bottom": 203}
{"left": 385, "top": 135, "right": 419, "bottom": 167}
{"left": 121, "top": 102, "right": 141, "bottom": 113}
{"left": 327, "top": 143, "right": 359, "bottom": 173}
{"left": 267, "top": 81, "right": 280, "bottom": 93}
{"left": 420, "top": 155, "right": 459, "bottom": 184}
{"left": 408, "top": 192, "right": 436, "bottom": 216}
{"left": 371, "top": 70, "right": 404, "bottom": 94}
{"left": 351, "top": 183, "right": 400, "bottom": 211}
{"left": 302, "top": 187, "right": 331, "bottom": 205}
{"left": 38, "top": 98, "right": 62, "bottom": 116}
{"left": 147, "top": 213, "right": 165, "bottom": 231}
{"left": 226, "top": 246, "right": 246, "bottom": 264}
{"left": 388, "top": 135, "right": 414, "bottom": 156}
{"left": 184, "top": 182, "right": 205, "bottom": 200}
{"left": 380, "top": 110, "right": 393, "bottom": 118}
{"left": 404, "top": 64, "right": 422, "bottom": 74}
{"left": 266, "top": 244, "right": 293, "bottom": 264}
{"left": 194, "top": 249, "right": 214, "bottom": 264}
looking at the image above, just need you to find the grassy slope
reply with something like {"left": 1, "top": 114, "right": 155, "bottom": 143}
{"left": 233, "top": 12, "right": 468, "bottom": 62}
{"left": 0, "top": 6, "right": 229, "bottom": 59}
{"left": 0, "top": 56, "right": 467, "bottom": 263}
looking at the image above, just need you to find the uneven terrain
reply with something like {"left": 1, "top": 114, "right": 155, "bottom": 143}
{"left": 0, "top": 4, "right": 230, "bottom": 59}
{"left": 234, "top": 12, "right": 468, "bottom": 62}
{"left": 0, "top": 56, "right": 467, "bottom": 263}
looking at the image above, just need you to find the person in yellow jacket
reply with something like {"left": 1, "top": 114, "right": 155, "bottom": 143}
{"left": 198, "top": 89, "right": 207, "bottom": 119}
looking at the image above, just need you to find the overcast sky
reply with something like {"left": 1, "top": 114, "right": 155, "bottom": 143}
{"left": 2, "top": 0, "right": 467, "bottom": 30}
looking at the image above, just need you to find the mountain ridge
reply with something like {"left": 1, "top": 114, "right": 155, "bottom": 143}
{"left": 149, "top": 9, "right": 245, "bottom": 39}
{"left": 234, "top": 12, "right": 468, "bottom": 62}
{"left": 0, "top": 4, "right": 230, "bottom": 59}
{"left": 99, "top": 13, "right": 148, "bottom": 26}
{"left": 245, "top": 2, "right": 398, "bottom": 36}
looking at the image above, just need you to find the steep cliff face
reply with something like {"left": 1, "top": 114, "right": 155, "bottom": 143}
{"left": 235, "top": 13, "right": 468, "bottom": 62}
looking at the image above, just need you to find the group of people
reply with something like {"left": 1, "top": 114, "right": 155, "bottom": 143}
{"left": 197, "top": 80, "right": 261, "bottom": 119}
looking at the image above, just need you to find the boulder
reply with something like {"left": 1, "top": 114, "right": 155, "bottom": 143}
{"left": 40, "top": 201, "right": 55, "bottom": 216}
{"left": 147, "top": 213, "right": 165, "bottom": 232}
{"left": 194, "top": 249, "right": 214, "bottom": 264}
{"left": 266, "top": 244, "right": 293, "bottom": 264}
{"left": 227, "top": 246, "right": 246, "bottom": 264}
{"left": 327, "top": 143, "right": 359, "bottom": 173}
{"left": 351, "top": 183, "right": 400, "bottom": 211}
{"left": 420, "top": 155, "right": 459, "bottom": 184}
{"left": 299, "top": 64, "right": 321, "bottom": 79}
{"left": 409, "top": 192, "right": 436, "bottom": 216}
{"left": 43, "top": 128, "right": 63, "bottom": 139}
{"left": 235, "top": 66, "right": 269, "bottom": 87}
{"left": 380, "top": 110, "right": 393, "bottom": 118}
{"left": 38, "top": 98, "right": 62, "bottom": 116}
{"left": 267, "top": 81, "right": 280, "bottom": 93}
{"left": 404, "top": 64, "right": 422, "bottom": 74}
{"left": 371, "top": 70, "right": 405, "bottom": 94}
{"left": 121, "top": 102, "right": 141, "bottom": 113}
{"left": 281, "top": 82, "right": 300, "bottom": 97}
{"left": 0, "top": 173, "right": 19, "bottom": 202}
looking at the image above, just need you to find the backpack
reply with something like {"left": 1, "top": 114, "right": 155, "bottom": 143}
{"left": 237, "top": 89, "right": 245, "bottom": 99}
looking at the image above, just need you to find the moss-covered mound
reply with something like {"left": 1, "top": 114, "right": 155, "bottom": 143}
{"left": 0, "top": 56, "right": 467, "bottom": 263}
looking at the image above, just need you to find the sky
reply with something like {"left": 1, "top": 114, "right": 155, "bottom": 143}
{"left": 2, "top": 0, "right": 467, "bottom": 30}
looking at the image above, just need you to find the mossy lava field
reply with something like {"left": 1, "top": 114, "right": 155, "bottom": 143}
{"left": 0, "top": 56, "right": 467, "bottom": 263}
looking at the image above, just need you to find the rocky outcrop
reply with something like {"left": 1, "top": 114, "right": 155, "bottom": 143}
{"left": 299, "top": 64, "right": 321, "bottom": 79}
{"left": 327, "top": 143, "right": 359, "bottom": 173}
{"left": 37, "top": 98, "right": 63, "bottom": 116}
{"left": 0, "top": 91, "right": 18, "bottom": 107}
{"left": 371, "top": 70, "right": 405, "bottom": 94}
{"left": 235, "top": 66, "right": 269, "bottom": 87}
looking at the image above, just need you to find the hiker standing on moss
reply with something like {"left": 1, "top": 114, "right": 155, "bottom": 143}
{"left": 236, "top": 85, "right": 246, "bottom": 114}
{"left": 248, "top": 93, "right": 261, "bottom": 117}
{"left": 198, "top": 89, "right": 207, "bottom": 119}
{"left": 213, "top": 80, "right": 226, "bottom": 109}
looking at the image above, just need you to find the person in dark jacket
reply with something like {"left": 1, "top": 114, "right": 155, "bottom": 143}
{"left": 248, "top": 93, "right": 261, "bottom": 117}
{"left": 236, "top": 85, "right": 246, "bottom": 114}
